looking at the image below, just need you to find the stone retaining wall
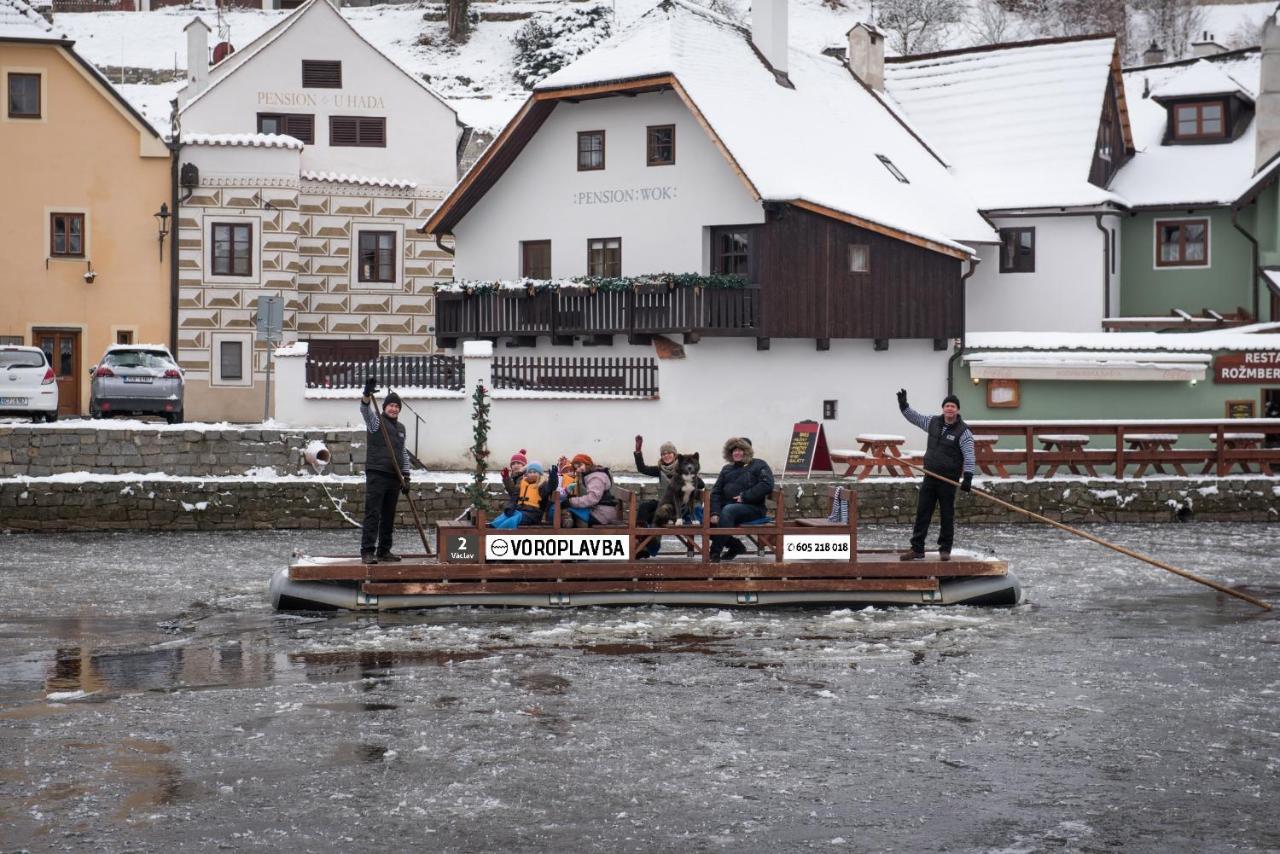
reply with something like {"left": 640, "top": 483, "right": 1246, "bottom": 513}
{"left": 0, "top": 426, "right": 365, "bottom": 477}
{"left": 1, "top": 477, "right": 1275, "bottom": 533}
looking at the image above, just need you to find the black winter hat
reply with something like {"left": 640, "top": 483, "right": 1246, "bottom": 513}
{"left": 383, "top": 391, "right": 403, "bottom": 409}
{"left": 941, "top": 394, "right": 960, "bottom": 409}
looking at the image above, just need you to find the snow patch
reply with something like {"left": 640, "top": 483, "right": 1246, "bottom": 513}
{"left": 181, "top": 501, "right": 210, "bottom": 511}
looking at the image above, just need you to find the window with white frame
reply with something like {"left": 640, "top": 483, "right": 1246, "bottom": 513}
{"left": 211, "top": 332, "right": 252, "bottom": 387}
{"left": 351, "top": 223, "right": 404, "bottom": 288}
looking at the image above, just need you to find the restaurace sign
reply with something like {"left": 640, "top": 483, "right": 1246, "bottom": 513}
{"left": 1213, "top": 351, "right": 1280, "bottom": 383}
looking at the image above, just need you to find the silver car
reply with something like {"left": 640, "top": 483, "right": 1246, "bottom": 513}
{"left": 89, "top": 345, "right": 185, "bottom": 423}
{"left": 0, "top": 346, "right": 59, "bottom": 423}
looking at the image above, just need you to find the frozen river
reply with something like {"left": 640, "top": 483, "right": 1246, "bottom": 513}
{"left": 0, "top": 524, "right": 1277, "bottom": 852}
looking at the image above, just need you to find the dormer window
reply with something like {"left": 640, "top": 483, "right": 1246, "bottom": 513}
{"left": 1172, "top": 101, "right": 1225, "bottom": 141}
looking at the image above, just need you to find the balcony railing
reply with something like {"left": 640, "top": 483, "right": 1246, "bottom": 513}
{"left": 434, "top": 285, "right": 761, "bottom": 346}
{"left": 305, "top": 354, "right": 465, "bottom": 391}
{"left": 493, "top": 356, "right": 658, "bottom": 397}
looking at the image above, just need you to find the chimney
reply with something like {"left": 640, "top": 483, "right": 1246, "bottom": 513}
{"left": 184, "top": 17, "right": 211, "bottom": 95}
{"left": 1143, "top": 41, "right": 1165, "bottom": 66}
{"left": 1258, "top": 13, "right": 1280, "bottom": 172}
{"left": 1191, "top": 31, "right": 1227, "bottom": 57}
{"left": 751, "top": 0, "right": 788, "bottom": 77}
{"left": 847, "top": 22, "right": 884, "bottom": 92}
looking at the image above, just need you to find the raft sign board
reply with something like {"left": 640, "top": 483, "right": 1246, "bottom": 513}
{"left": 486, "top": 534, "right": 630, "bottom": 561}
{"left": 1214, "top": 351, "right": 1280, "bottom": 383}
{"left": 782, "top": 534, "right": 852, "bottom": 561}
{"left": 785, "top": 420, "right": 834, "bottom": 477}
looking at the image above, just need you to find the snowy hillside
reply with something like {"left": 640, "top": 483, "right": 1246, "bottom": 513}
{"left": 50, "top": 0, "right": 1277, "bottom": 136}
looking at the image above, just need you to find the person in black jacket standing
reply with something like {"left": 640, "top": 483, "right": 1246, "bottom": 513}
{"left": 709, "top": 437, "right": 774, "bottom": 562}
{"left": 359, "top": 377, "right": 410, "bottom": 565}
{"left": 897, "top": 389, "right": 975, "bottom": 561}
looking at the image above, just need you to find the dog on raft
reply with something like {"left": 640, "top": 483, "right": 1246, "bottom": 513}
{"left": 652, "top": 453, "right": 705, "bottom": 527}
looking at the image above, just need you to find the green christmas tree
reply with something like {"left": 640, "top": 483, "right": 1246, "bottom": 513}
{"left": 466, "top": 381, "right": 492, "bottom": 513}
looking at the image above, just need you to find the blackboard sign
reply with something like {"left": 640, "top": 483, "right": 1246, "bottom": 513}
{"left": 785, "top": 420, "right": 834, "bottom": 478}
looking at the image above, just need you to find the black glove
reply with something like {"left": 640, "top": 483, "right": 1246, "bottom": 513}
{"left": 961, "top": 472, "right": 973, "bottom": 493}
{"left": 635, "top": 435, "right": 643, "bottom": 453}
{"left": 362, "top": 377, "right": 377, "bottom": 397}
{"left": 896, "top": 388, "right": 908, "bottom": 411}
{"left": 401, "top": 482, "right": 410, "bottom": 497}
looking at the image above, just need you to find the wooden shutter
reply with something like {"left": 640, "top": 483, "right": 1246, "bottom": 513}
{"left": 329, "top": 116, "right": 359, "bottom": 146}
{"left": 302, "top": 60, "right": 342, "bottom": 88}
{"left": 284, "top": 114, "right": 314, "bottom": 144}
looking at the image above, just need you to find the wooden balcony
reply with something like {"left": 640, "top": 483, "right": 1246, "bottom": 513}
{"left": 434, "top": 285, "right": 762, "bottom": 347}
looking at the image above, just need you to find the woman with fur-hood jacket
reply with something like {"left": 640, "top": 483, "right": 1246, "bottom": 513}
{"left": 709, "top": 437, "right": 774, "bottom": 560}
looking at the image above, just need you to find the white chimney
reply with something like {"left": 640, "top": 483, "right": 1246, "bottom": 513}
{"left": 184, "top": 17, "right": 211, "bottom": 95}
{"left": 1258, "top": 13, "right": 1280, "bottom": 172}
{"left": 847, "top": 22, "right": 884, "bottom": 93}
{"left": 1191, "top": 31, "right": 1228, "bottom": 57}
{"left": 751, "top": 0, "right": 788, "bottom": 77}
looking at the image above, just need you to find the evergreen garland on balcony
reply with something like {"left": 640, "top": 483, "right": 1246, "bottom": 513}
{"left": 466, "top": 381, "right": 492, "bottom": 513}
{"left": 440, "top": 273, "right": 750, "bottom": 296}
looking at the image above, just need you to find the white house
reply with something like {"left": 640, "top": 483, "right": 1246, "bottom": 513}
{"left": 172, "top": 0, "right": 461, "bottom": 421}
{"left": 884, "top": 35, "right": 1134, "bottom": 333}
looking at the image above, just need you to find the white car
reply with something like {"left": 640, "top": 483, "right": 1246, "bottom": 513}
{"left": 0, "top": 346, "right": 59, "bottom": 423}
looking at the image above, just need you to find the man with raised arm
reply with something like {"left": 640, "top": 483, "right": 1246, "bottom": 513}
{"left": 359, "top": 377, "right": 411, "bottom": 565}
{"left": 897, "top": 389, "right": 975, "bottom": 562}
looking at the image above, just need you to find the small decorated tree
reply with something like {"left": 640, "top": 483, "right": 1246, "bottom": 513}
{"left": 466, "top": 381, "right": 492, "bottom": 513}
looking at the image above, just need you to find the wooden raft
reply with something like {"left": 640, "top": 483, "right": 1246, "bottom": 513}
{"left": 288, "top": 487, "right": 1008, "bottom": 599}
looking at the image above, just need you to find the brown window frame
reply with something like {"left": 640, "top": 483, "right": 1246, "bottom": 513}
{"left": 357, "top": 230, "right": 397, "bottom": 283}
{"left": 1155, "top": 218, "right": 1209, "bottom": 267}
{"left": 301, "top": 60, "right": 342, "bottom": 89}
{"left": 577, "top": 130, "right": 605, "bottom": 171}
{"left": 1171, "top": 100, "right": 1226, "bottom": 141}
{"left": 329, "top": 115, "right": 386, "bottom": 148}
{"left": 646, "top": 124, "right": 675, "bottom": 166}
{"left": 8, "top": 72, "right": 40, "bottom": 118}
{"left": 211, "top": 222, "right": 254, "bottom": 277}
{"left": 521, "top": 240, "right": 551, "bottom": 279}
{"left": 256, "top": 112, "right": 315, "bottom": 144}
{"left": 50, "top": 213, "right": 85, "bottom": 258}
{"left": 587, "top": 237, "right": 621, "bottom": 278}
{"left": 710, "top": 228, "right": 751, "bottom": 277}
{"left": 848, "top": 243, "right": 870, "bottom": 274}
{"left": 998, "top": 227, "right": 1035, "bottom": 273}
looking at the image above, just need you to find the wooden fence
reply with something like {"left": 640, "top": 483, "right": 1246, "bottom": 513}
{"left": 304, "top": 354, "right": 464, "bottom": 391}
{"left": 492, "top": 356, "right": 658, "bottom": 397}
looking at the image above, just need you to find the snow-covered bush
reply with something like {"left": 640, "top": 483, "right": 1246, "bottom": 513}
{"left": 511, "top": 5, "right": 612, "bottom": 89}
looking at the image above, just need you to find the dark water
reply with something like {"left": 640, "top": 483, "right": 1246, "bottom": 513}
{"left": 0, "top": 524, "right": 1277, "bottom": 853}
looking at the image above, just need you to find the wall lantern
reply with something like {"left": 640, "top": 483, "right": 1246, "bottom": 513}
{"left": 154, "top": 203, "right": 171, "bottom": 262}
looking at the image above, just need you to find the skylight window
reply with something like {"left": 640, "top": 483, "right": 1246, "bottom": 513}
{"left": 876, "top": 154, "right": 909, "bottom": 184}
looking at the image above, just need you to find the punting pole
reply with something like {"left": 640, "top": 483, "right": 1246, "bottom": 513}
{"left": 370, "top": 388, "right": 434, "bottom": 557}
{"left": 897, "top": 460, "right": 1271, "bottom": 612}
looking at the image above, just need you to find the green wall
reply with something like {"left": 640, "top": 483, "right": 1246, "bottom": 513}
{"left": 1120, "top": 208, "right": 1255, "bottom": 318}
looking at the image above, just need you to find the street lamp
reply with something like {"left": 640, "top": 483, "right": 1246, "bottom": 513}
{"left": 154, "top": 203, "right": 170, "bottom": 262}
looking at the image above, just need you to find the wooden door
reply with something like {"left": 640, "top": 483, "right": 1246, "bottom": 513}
{"left": 35, "top": 329, "right": 80, "bottom": 415}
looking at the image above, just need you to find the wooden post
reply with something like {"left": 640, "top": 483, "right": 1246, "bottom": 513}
{"left": 774, "top": 488, "right": 785, "bottom": 563}
{"left": 1115, "top": 425, "right": 1125, "bottom": 480}
{"left": 701, "top": 490, "right": 712, "bottom": 564}
{"left": 848, "top": 488, "right": 858, "bottom": 563}
{"left": 1025, "top": 426, "right": 1036, "bottom": 479}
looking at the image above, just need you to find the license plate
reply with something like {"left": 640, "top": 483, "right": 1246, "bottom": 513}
{"left": 0, "top": 397, "right": 28, "bottom": 405}
{"left": 123, "top": 376, "right": 153, "bottom": 384}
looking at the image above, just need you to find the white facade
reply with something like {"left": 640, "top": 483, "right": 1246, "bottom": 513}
{"left": 965, "top": 215, "right": 1122, "bottom": 333}
{"left": 454, "top": 90, "right": 763, "bottom": 281}
{"left": 275, "top": 339, "right": 951, "bottom": 470}
{"left": 178, "top": 0, "right": 458, "bottom": 188}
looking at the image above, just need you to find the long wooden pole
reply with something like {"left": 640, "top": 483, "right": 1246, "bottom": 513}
{"left": 369, "top": 389, "right": 434, "bottom": 557}
{"left": 898, "top": 460, "right": 1271, "bottom": 612}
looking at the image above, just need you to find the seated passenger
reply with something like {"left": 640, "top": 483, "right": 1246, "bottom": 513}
{"left": 709, "top": 437, "right": 774, "bottom": 562}
{"left": 559, "top": 453, "right": 619, "bottom": 527}
{"left": 547, "top": 458, "right": 578, "bottom": 525}
{"left": 490, "top": 461, "right": 557, "bottom": 529}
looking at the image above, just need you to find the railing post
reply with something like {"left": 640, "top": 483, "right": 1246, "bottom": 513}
{"left": 1025, "top": 426, "right": 1036, "bottom": 479}
{"left": 1115, "top": 425, "right": 1125, "bottom": 479}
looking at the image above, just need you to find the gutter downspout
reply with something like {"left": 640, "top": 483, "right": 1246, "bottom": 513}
{"left": 947, "top": 256, "right": 979, "bottom": 396}
{"left": 1094, "top": 213, "right": 1111, "bottom": 322}
{"left": 1231, "top": 205, "right": 1262, "bottom": 321}
{"left": 434, "top": 233, "right": 455, "bottom": 257}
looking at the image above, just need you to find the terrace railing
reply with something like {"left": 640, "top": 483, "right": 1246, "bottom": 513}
{"left": 305, "top": 354, "right": 465, "bottom": 391}
{"left": 435, "top": 285, "right": 761, "bottom": 346}
{"left": 492, "top": 356, "right": 658, "bottom": 397}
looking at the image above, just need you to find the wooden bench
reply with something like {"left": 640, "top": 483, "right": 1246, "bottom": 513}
{"left": 972, "top": 434, "right": 1008, "bottom": 477}
{"left": 829, "top": 449, "right": 867, "bottom": 477}
{"left": 1038, "top": 434, "right": 1098, "bottom": 478}
{"left": 1124, "top": 433, "right": 1185, "bottom": 477}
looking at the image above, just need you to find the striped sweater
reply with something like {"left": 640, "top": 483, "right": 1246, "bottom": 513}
{"left": 901, "top": 406, "right": 976, "bottom": 475}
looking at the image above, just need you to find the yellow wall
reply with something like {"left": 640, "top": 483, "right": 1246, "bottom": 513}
{"left": 0, "top": 41, "right": 170, "bottom": 415}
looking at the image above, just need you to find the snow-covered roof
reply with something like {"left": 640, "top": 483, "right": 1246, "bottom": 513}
{"left": 440, "top": 0, "right": 995, "bottom": 255}
{"left": 1112, "top": 49, "right": 1260, "bottom": 208}
{"left": 179, "top": 0, "right": 454, "bottom": 119}
{"left": 301, "top": 170, "right": 417, "bottom": 189}
{"left": 884, "top": 35, "right": 1124, "bottom": 211}
{"left": 1150, "top": 58, "right": 1254, "bottom": 102}
{"left": 966, "top": 350, "right": 1212, "bottom": 364}
{"left": 968, "top": 322, "right": 1280, "bottom": 352}
{"left": 183, "top": 132, "right": 305, "bottom": 149}
{"left": 0, "top": 0, "right": 60, "bottom": 41}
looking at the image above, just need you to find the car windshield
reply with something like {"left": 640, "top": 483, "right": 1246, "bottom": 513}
{"left": 103, "top": 350, "right": 174, "bottom": 370}
{"left": 0, "top": 350, "right": 45, "bottom": 369}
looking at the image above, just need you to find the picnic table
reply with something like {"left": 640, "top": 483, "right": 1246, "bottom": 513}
{"left": 971, "top": 434, "right": 1008, "bottom": 477}
{"left": 1038, "top": 434, "right": 1099, "bottom": 478}
{"left": 1124, "top": 433, "right": 1186, "bottom": 477}
{"left": 1203, "top": 433, "right": 1271, "bottom": 475}
{"left": 852, "top": 434, "right": 910, "bottom": 479}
